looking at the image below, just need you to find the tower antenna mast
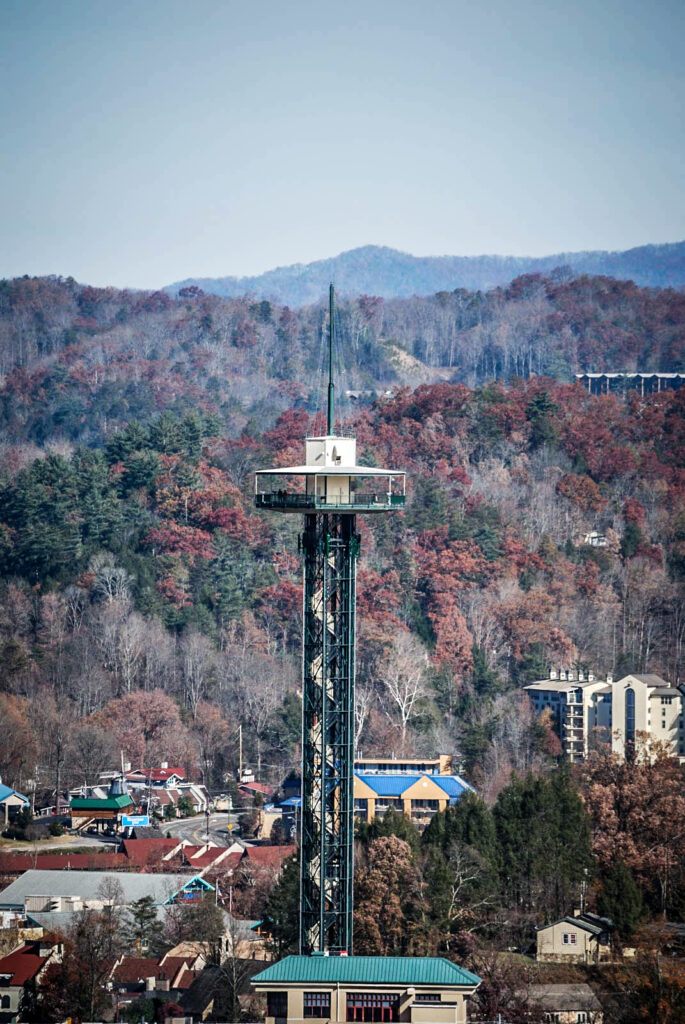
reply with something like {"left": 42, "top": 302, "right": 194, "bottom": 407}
{"left": 328, "top": 284, "right": 335, "bottom": 434}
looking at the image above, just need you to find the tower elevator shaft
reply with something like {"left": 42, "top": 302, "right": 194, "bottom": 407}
{"left": 300, "top": 512, "right": 358, "bottom": 954}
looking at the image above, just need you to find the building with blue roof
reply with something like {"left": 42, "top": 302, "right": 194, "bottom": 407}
{"left": 0, "top": 776, "right": 29, "bottom": 827}
{"left": 354, "top": 771, "right": 473, "bottom": 827}
{"left": 279, "top": 766, "right": 474, "bottom": 833}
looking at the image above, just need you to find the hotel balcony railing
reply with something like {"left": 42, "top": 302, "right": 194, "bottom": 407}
{"left": 255, "top": 491, "right": 406, "bottom": 512}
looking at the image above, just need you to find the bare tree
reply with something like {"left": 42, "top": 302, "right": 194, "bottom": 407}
{"left": 354, "top": 681, "right": 374, "bottom": 746}
{"left": 382, "top": 630, "right": 428, "bottom": 748}
{"left": 181, "top": 629, "right": 218, "bottom": 716}
{"left": 90, "top": 552, "right": 132, "bottom": 604}
{"left": 67, "top": 724, "right": 117, "bottom": 787}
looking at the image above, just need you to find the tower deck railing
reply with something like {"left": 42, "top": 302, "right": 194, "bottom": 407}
{"left": 255, "top": 491, "right": 405, "bottom": 512}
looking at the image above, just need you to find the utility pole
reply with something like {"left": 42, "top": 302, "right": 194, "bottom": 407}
{"left": 238, "top": 724, "right": 243, "bottom": 782}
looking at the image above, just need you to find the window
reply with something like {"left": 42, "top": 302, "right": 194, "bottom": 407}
{"left": 347, "top": 993, "right": 399, "bottom": 1022}
{"left": 576, "top": 1014, "right": 588, "bottom": 1023}
{"left": 414, "top": 994, "right": 440, "bottom": 1003}
{"left": 626, "top": 688, "right": 635, "bottom": 747}
{"left": 267, "top": 992, "right": 288, "bottom": 1019}
{"left": 562, "top": 932, "right": 577, "bottom": 945}
{"left": 304, "top": 993, "right": 331, "bottom": 1018}
{"left": 661, "top": 696, "right": 673, "bottom": 705}
{"left": 0, "top": 995, "right": 11, "bottom": 1010}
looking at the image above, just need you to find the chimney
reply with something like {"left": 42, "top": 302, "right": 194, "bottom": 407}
{"left": 550, "top": 668, "right": 558, "bottom": 680}
{"left": 161, "top": 761, "right": 169, "bottom": 770}
{"left": 568, "top": 670, "right": 576, "bottom": 681}
{"left": 578, "top": 671, "right": 584, "bottom": 682}
{"left": 588, "top": 673, "right": 594, "bottom": 682}
{"left": 606, "top": 674, "right": 613, "bottom": 684}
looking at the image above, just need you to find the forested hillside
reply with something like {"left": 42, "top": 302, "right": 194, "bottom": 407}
{"left": 168, "top": 241, "right": 685, "bottom": 303}
{"left": 0, "top": 375, "right": 683, "bottom": 798}
{"left": 0, "top": 274, "right": 683, "bottom": 455}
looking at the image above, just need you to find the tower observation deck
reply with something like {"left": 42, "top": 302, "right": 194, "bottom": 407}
{"left": 254, "top": 287, "right": 406, "bottom": 955}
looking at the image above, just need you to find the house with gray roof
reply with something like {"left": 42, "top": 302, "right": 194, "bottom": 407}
{"left": 537, "top": 912, "right": 613, "bottom": 963}
{"left": 524, "top": 983, "right": 604, "bottom": 1022}
{"left": 0, "top": 869, "right": 213, "bottom": 915}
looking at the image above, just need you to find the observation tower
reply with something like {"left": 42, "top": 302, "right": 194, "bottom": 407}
{"left": 254, "top": 286, "right": 406, "bottom": 955}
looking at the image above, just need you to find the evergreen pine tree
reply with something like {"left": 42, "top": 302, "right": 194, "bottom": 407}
{"left": 123, "top": 895, "right": 166, "bottom": 955}
{"left": 597, "top": 859, "right": 643, "bottom": 943}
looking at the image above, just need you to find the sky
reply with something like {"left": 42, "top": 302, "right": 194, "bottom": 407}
{"left": 1, "top": 0, "right": 684, "bottom": 288}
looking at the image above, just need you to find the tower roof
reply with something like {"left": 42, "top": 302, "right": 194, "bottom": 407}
{"left": 252, "top": 954, "right": 481, "bottom": 987}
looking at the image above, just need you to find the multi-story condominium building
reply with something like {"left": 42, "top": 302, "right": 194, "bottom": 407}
{"left": 525, "top": 671, "right": 685, "bottom": 762}
{"left": 524, "top": 670, "right": 609, "bottom": 762}
{"left": 594, "top": 673, "right": 684, "bottom": 760}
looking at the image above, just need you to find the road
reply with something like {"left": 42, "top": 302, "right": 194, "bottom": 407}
{"left": 0, "top": 812, "right": 242, "bottom": 854}
{"left": 163, "top": 812, "right": 240, "bottom": 847}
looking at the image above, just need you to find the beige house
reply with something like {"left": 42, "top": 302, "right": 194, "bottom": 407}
{"left": 536, "top": 913, "right": 612, "bottom": 964}
{"left": 252, "top": 955, "right": 481, "bottom": 1024}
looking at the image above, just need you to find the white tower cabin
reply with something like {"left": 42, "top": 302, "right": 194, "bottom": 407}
{"left": 254, "top": 430, "right": 405, "bottom": 513}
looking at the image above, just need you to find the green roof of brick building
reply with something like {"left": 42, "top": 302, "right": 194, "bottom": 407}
{"left": 70, "top": 794, "right": 133, "bottom": 810}
{"left": 252, "top": 955, "right": 480, "bottom": 987}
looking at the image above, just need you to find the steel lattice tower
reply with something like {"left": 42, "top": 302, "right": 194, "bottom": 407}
{"left": 254, "top": 286, "right": 405, "bottom": 954}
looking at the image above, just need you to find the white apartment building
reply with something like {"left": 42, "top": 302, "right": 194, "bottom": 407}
{"left": 525, "top": 670, "right": 608, "bottom": 762}
{"left": 525, "top": 670, "right": 685, "bottom": 762}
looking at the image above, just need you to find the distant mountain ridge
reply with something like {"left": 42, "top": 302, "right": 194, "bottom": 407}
{"left": 167, "top": 241, "right": 685, "bottom": 305}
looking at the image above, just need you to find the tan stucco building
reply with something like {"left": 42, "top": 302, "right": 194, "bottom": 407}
{"left": 252, "top": 955, "right": 480, "bottom": 1024}
{"left": 600, "top": 673, "right": 684, "bottom": 760}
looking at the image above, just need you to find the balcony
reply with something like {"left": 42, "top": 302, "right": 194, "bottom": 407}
{"left": 255, "top": 491, "right": 406, "bottom": 513}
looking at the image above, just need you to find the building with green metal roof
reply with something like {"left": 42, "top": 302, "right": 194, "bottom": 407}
{"left": 69, "top": 794, "right": 133, "bottom": 812}
{"left": 252, "top": 954, "right": 481, "bottom": 1024}
{"left": 70, "top": 778, "right": 134, "bottom": 833}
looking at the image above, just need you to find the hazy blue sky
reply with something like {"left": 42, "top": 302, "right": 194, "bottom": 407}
{"left": 1, "top": 0, "right": 683, "bottom": 287}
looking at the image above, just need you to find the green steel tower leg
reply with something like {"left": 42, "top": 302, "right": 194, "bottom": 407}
{"left": 300, "top": 512, "right": 358, "bottom": 954}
